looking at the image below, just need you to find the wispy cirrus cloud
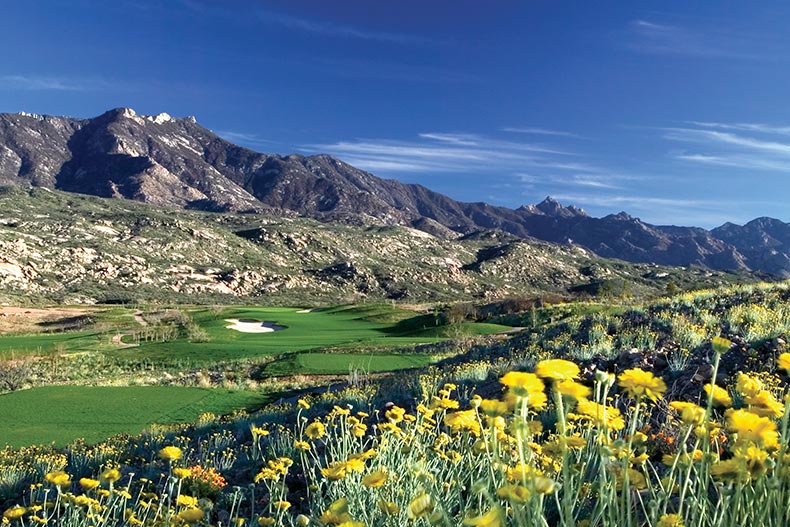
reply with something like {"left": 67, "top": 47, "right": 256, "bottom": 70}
{"left": 301, "top": 131, "right": 650, "bottom": 210}
{"left": 0, "top": 75, "right": 87, "bottom": 91}
{"left": 517, "top": 173, "right": 639, "bottom": 191}
{"left": 625, "top": 19, "right": 766, "bottom": 60}
{"left": 551, "top": 193, "right": 775, "bottom": 227}
{"left": 180, "top": 1, "right": 442, "bottom": 45}
{"left": 257, "top": 10, "right": 439, "bottom": 45}
{"left": 685, "top": 121, "right": 790, "bottom": 136}
{"left": 215, "top": 130, "right": 278, "bottom": 149}
{"left": 664, "top": 122, "right": 790, "bottom": 171}
{"left": 501, "top": 127, "right": 585, "bottom": 139}
{"left": 302, "top": 132, "right": 582, "bottom": 175}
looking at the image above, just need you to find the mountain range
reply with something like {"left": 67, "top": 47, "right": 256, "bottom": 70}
{"left": 1, "top": 108, "right": 788, "bottom": 276}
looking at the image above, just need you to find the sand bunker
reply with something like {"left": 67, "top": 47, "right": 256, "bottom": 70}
{"left": 224, "top": 319, "right": 285, "bottom": 333}
{"left": 296, "top": 309, "right": 313, "bottom": 313}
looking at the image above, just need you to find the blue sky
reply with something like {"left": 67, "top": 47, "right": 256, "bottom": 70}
{"left": 2, "top": 1, "right": 789, "bottom": 227}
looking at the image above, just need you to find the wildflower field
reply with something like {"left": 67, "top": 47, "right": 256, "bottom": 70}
{"left": 3, "top": 282, "right": 790, "bottom": 526}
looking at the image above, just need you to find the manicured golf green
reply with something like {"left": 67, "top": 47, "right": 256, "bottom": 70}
{"left": 120, "top": 305, "right": 511, "bottom": 365}
{"left": 265, "top": 352, "right": 434, "bottom": 376}
{"left": 0, "top": 385, "right": 274, "bottom": 447}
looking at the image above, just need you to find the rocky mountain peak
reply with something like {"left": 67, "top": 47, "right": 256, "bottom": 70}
{"left": 534, "top": 196, "right": 586, "bottom": 218}
{"left": 0, "top": 108, "right": 789, "bottom": 276}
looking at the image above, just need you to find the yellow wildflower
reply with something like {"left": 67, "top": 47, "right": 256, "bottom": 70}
{"left": 726, "top": 409, "right": 779, "bottom": 449}
{"left": 431, "top": 395, "right": 460, "bottom": 410}
{"left": 177, "top": 495, "right": 198, "bottom": 508}
{"left": 736, "top": 373, "right": 762, "bottom": 399}
{"left": 479, "top": 399, "right": 509, "bottom": 417}
{"left": 377, "top": 500, "right": 399, "bottom": 515}
{"left": 251, "top": 426, "right": 269, "bottom": 437}
{"left": 462, "top": 506, "right": 505, "bottom": 527}
{"left": 272, "top": 500, "right": 291, "bottom": 511}
{"left": 500, "top": 371, "right": 546, "bottom": 397}
{"left": 712, "top": 336, "right": 731, "bottom": 355}
{"left": 657, "top": 513, "right": 686, "bottom": 527}
{"left": 385, "top": 405, "right": 406, "bottom": 422}
{"left": 257, "top": 517, "right": 276, "bottom": 527}
{"left": 407, "top": 493, "right": 434, "bottom": 519}
{"left": 297, "top": 398, "right": 311, "bottom": 410}
{"left": 710, "top": 458, "right": 747, "bottom": 483}
{"left": 556, "top": 379, "right": 591, "bottom": 400}
{"left": 614, "top": 468, "right": 647, "bottom": 490}
{"left": 3, "top": 506, "right": 26, "bottom": 521}
{"left": 305, "top": 421, "right": 326, "bottom": 440}
{"left": 321, "top": 461, "right": 348, "bottom": 481}
{"left": 362, "top": 469, "right": 388, "bottom": 488}
{"left": 746, "top": 390, "right": 785, "bottom": 418}
{"left": 294, "top": 440, "right": 311, "bottom": 451}
{"left": 496, "top": 484, "right": 530, "bottom": 503}
{"left": 739, "top": 445, "right": 770, "bottom": 479}
{"left": 704, "top": 383, "right": 732, "bottom": 407}
{"left": 778, "top": 352, "right": 790, "bottom": 373}
{"left": 533, "top": 476, "right": 556, "bottom": 494}
{"left": 669, "top": 401, "right": 706, "bottom": 426}
{"left": 574, "top": 399, "right": 625, "bottom": 430}
{"left": 321, "top": 498, "right": 351, "bottom": 525}
{"left": 535, "top": 359, "right": 580, "bottom": 381}
{"left": 352, "top": 423, "right": 367, "bottom": 437}
{"left": 79, "top": 478, "right": 100, "bottom": 491}
{"left": 618, "top": 368, "right": 666, "bottom": 400}
{"left": 44, "top": 471, "right": 71, "bottom": 488}
{"left": 158, "top": 446, "right": 183, "bottom": 461}
{"left": 444, "top": 409, "right": 481, "bottom": 437}
{"left": 173, "top": 468, "right": 192, "bottom": 479}
{"left": 344, "top": 457, "right": 366, "bottom": 473}
{"left": 177, "top": 508, "right": 204, "bottom": 524}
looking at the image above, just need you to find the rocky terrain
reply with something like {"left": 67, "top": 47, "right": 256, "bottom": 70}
{"left": 1, "top": 108, "right": 789, "bottom": 275}
{"left": 0, "top": 187, "right": 752, "bottom": 305}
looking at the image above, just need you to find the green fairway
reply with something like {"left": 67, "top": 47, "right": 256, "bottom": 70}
{"left": 0, "top": 385, "right": 275, "bottom": 448}
{"left": 0, "top": 330, "right": 104, "bottom": 359}
{"left": 265, "top": 351, "right": 434, "bottom": 376}
{"left": 119, "top": 305, "right": 511, "bottom": 365}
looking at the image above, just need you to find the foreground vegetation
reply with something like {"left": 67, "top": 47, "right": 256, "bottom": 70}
{"left": 2, "top": 281, "right": 790, "bottom": 526}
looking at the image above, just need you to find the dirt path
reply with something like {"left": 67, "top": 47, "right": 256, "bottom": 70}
{"left": 133, "top": 310, "right": 148, "bottom": 327}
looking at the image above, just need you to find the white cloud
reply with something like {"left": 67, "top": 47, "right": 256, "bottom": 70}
{"left": 625, "top": 19, "right": 763, "bottom": 60}
{"left": 216, "top": 130, "right": 276, "bottom": 148}
{"left": 0, "top": 75, "right": 85, "bottom": 91}
{"left": 665, "top": 122, "right": 790, "bottom": 171}
{"left": 302, "top": 132, "right": 590, "bottom": 177}
{"left": 501, "top": 127, "right": 584, "bottom": 138}
{"left": 257, "top": 10, "right": 437, "bottom": 45}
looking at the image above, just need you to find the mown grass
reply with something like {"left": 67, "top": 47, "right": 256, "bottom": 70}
{"left": 0, "top": 385, "right": 275, "bottom": 447}
{"left": 264, "top": 352, "right": 434, "bottom": 376}
{"left": 118, "top": 305, "right": 511, "bottom": 365}
{"left": 0, "top": 304, "right": 511, "bottom": 366}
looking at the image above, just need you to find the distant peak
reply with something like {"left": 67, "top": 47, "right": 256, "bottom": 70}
{"left": 567, "top": 205, "right": 588, "bottom": 217}
{"left": 607, "top": 211, "right": 634, "bottom": 221}
{"left": 18, "top": 111, "right": 44, "bottom": 120}
{"left": 98, "top": 107, "right": 137, "bottom": 121}
{"left": 535, "top": 196, "right": 565, "bottom": 215}
{"left": 147, "top": 112, "right": 173, "bottom": 124}
{"left": 97, "top": 108, "right": 181, "bottom": 125}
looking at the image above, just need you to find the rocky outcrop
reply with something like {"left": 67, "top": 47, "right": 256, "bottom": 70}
{"left": 0, "top": 108, "right": 788, "bottom": 275}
